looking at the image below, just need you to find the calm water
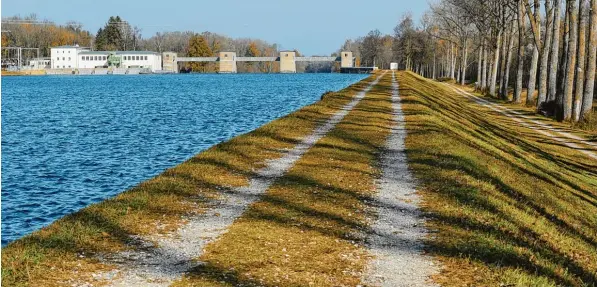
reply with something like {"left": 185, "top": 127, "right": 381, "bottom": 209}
{"left": 1, "top": 73, "right": 367, "bottom": 245}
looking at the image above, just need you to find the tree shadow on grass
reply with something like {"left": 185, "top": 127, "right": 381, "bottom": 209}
{"left": 400, "top": 73, "right": 597, "bottom": 286}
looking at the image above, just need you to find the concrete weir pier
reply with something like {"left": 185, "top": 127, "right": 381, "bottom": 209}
{"left": 178, "top": 51, "right": 355, "bottom": 73}
{"left": 280, "top": 51, "right": 296, "bottom": 73}
{"left": 218, "top": 52, "right": 237, "bottom": 73}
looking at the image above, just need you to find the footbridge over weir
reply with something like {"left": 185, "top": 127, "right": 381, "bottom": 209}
{"left": 170, "top": 51, "right": 354, "bottom": 73}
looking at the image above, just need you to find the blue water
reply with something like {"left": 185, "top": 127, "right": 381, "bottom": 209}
{"left": 1, "top": 73, "right": 367, "bottom": 245}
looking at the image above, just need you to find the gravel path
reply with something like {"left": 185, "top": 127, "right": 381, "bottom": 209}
{"left": 449, "top": 85, "right": 597, "bottom": 160}
{"left": 91, "top": 72, "right": 387, "bottom": 287}
{"left": 363, "top": 72, "right": 439, "bottom": 287}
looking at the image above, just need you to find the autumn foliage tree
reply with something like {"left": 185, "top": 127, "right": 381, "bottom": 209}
{"left": 186, "top": 35, "right": 214, "bottom": 72}
{"left": 1, "top": 14, "right": 92, "bottom": 57}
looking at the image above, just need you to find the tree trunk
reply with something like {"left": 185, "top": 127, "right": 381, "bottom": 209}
{"left": 482, "top": 40, "right": 488, "bottom": 90}
{"left": 573, "top": 0, "right": 588, "bottom": 121}
{"left": 502, "top": 23, "right": 517, "bottom": 100}
{"left": 549, "top": 0, "right": 563, "bottom": 102}
{"left": 582, "top": 0, "right": 597, "bottom": 118}
{"left": 526, "top": 0, "right": 542, "bottom": 105}
{"left": 557, "top": 1, "right": 570, "bottom": 115}
{"left": 461, "top": 38, "right": 468, "bottom": 85}
{"left": 515, "top": 0, "right": 526, "bottom": 103}
{"left": 451, "top": 43, "right": 456, "bottom": 79}
{"left": 538, "top": 0, "right": 554, "bottom": 107}
{"left": 499, "top": 26, "right": 509, "bottom": 98}
{"left": 562, "top": 0, "right": 578, "bottom": 121}
{"left": 433, "top": 49, "right": 437, "bottom": 79}
{"left": 477, "top": 44, "right": 483, "bottom": 89}
{"left": 490, "top": 31, "right": 502, "bottom": 97}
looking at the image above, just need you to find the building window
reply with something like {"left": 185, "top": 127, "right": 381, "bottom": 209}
{"left": 136, "top": 56, "right": 140, "bottom": 60}
{"left": 62, "top": 57, "right": 65, "bottom": 60}
{"left": 68, "top": 57, "right": 71, "bottom": 60}
{"left": 57, "top": 57, "right": 59, "bottom": 61}
{"left": 68, "top": 65, "right": 71, "bottom": 68}
{"left": 144, "top": 56, "right": 147, "bottom": 60}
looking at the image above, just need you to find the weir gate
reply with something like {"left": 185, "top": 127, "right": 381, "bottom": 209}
{"left": 168, "top": 51, "right": 354, "bottom": 73}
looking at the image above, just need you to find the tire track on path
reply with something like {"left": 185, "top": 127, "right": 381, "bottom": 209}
{"left": 363, "top": 71, "right": 439, "bottom": 287}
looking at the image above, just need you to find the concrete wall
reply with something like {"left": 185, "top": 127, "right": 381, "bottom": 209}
{"left": 341, "top": 52, "right": 353, "bottom": 68}
{"left": 218, "top": 52, "right": 237, "bottom": 73}
{"left": 162, "top": 52, "right": 178, "bottom": 72}
{"left": 279, "top": 51, "right": 296, "bottom": 73}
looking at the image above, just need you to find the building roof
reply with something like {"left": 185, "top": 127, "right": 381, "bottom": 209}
{"left": 53, "top": 45, "right": 87, "bottom": 49}
{"left": 78, "top": 51, "right": 160, "bottom": 55}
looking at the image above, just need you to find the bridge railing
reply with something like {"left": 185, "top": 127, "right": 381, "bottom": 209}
{"left": 295, "top": 57, "right": 339, "bottom": 62}
{"left": 236, "top": 57, "right": 278, "bottom": 62}
{"left": 177, "top": 57, "right": 218, "bottom": 62}
{"left": 175, "top": 56, "right": 346, "bottom": 62}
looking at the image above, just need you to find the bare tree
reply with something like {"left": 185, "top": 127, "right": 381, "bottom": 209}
{"left": 514, "top": 0, "right": 526, "bottom": 102}
{"left": 572, "top": 0, "right": 588, "bottom": 121}
{"left": 581, "top": 0, "right": 597, "bottom": 119}
{"left": 562, "top": 0, "right": 578, "bottom": 121}
{"left": 525, "top": 0, "right": 541, "bottom": 104}
{"left": 548, "top": 0, "right": 563, "bottom": 102}
{"left": 537, "top": 0, "right": 554, "bottom": 107}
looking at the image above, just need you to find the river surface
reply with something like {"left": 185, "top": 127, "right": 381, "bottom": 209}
{"left": 1, "top": 73, "right": 367, "bottom": 245}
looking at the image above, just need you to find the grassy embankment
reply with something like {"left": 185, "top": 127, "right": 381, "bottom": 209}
{"left": 171, "top": 73, "right": 396, "bottom": 286}
{"left": 400, "top": 72, "right": 597, "bottom": 286}
{"left": 1, "top": 74, "right": 379, "bottom": 286}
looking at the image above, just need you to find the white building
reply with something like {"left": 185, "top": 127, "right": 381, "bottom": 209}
{"left": 77, "top": 51, "right": 109, "bottom": 69}
{"left": 390, "top": 62, "right": 398, "bottom": 70}
{"left": 50, "top": 45, "right": 90, "bottom": 69}
{"left": 119, "top": 52, "right": 162, "bottom": 72}
{"left": 28, "top": 58, "right": 51, "bottom": 69}
{"left": 50, "top": 46, "right": 164, "bottom": 72}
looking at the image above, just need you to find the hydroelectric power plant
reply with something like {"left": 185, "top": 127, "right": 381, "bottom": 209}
{"left": 5, "top": 45, "right": 362, "bottom": 75}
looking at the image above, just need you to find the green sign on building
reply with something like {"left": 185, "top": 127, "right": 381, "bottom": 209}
{"left": 107, "top": 53, "right": 121, "bottom": 67}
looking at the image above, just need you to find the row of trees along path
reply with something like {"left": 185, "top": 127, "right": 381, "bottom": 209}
{"left": 431, "top": 0, "right": 596, "bottom": 122}
{"left": 344, "top": 0, "right": 596, "bottom": 123}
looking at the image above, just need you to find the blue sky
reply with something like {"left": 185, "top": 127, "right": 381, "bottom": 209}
{"left": 1, "top": 0, "right": 429, "bottom": 56}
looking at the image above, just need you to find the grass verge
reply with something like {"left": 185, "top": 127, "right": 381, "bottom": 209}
{"left": 1, "top": 75, "right": 377, "bottom": 286}
{"left": 399, "top": 72, "right": 597, "bottom": 286}
{"left": 171, "top": 73, "right": 395, "bottom": 286}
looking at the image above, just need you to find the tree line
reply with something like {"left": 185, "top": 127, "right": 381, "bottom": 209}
{"left": 1, "top": 14, "right": 93, "bottom": 56}
{"left": 344, "top": 0, "right": 596, "bottom": 123}
{"left": 2, "top": 15, "right": 314, "bottom": 73}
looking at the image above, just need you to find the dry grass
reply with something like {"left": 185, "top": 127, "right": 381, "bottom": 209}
{"left": 1, "top": 70, "right": 46, "bottom": 76}
{"left": 0, "top": 75, "right": 378, "bottom": 286}
{"left": 399, "top": 72, "right": 597, "bottom": 286}
{"left": 171, "top": 73, "right": 396, "bottom": 286}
